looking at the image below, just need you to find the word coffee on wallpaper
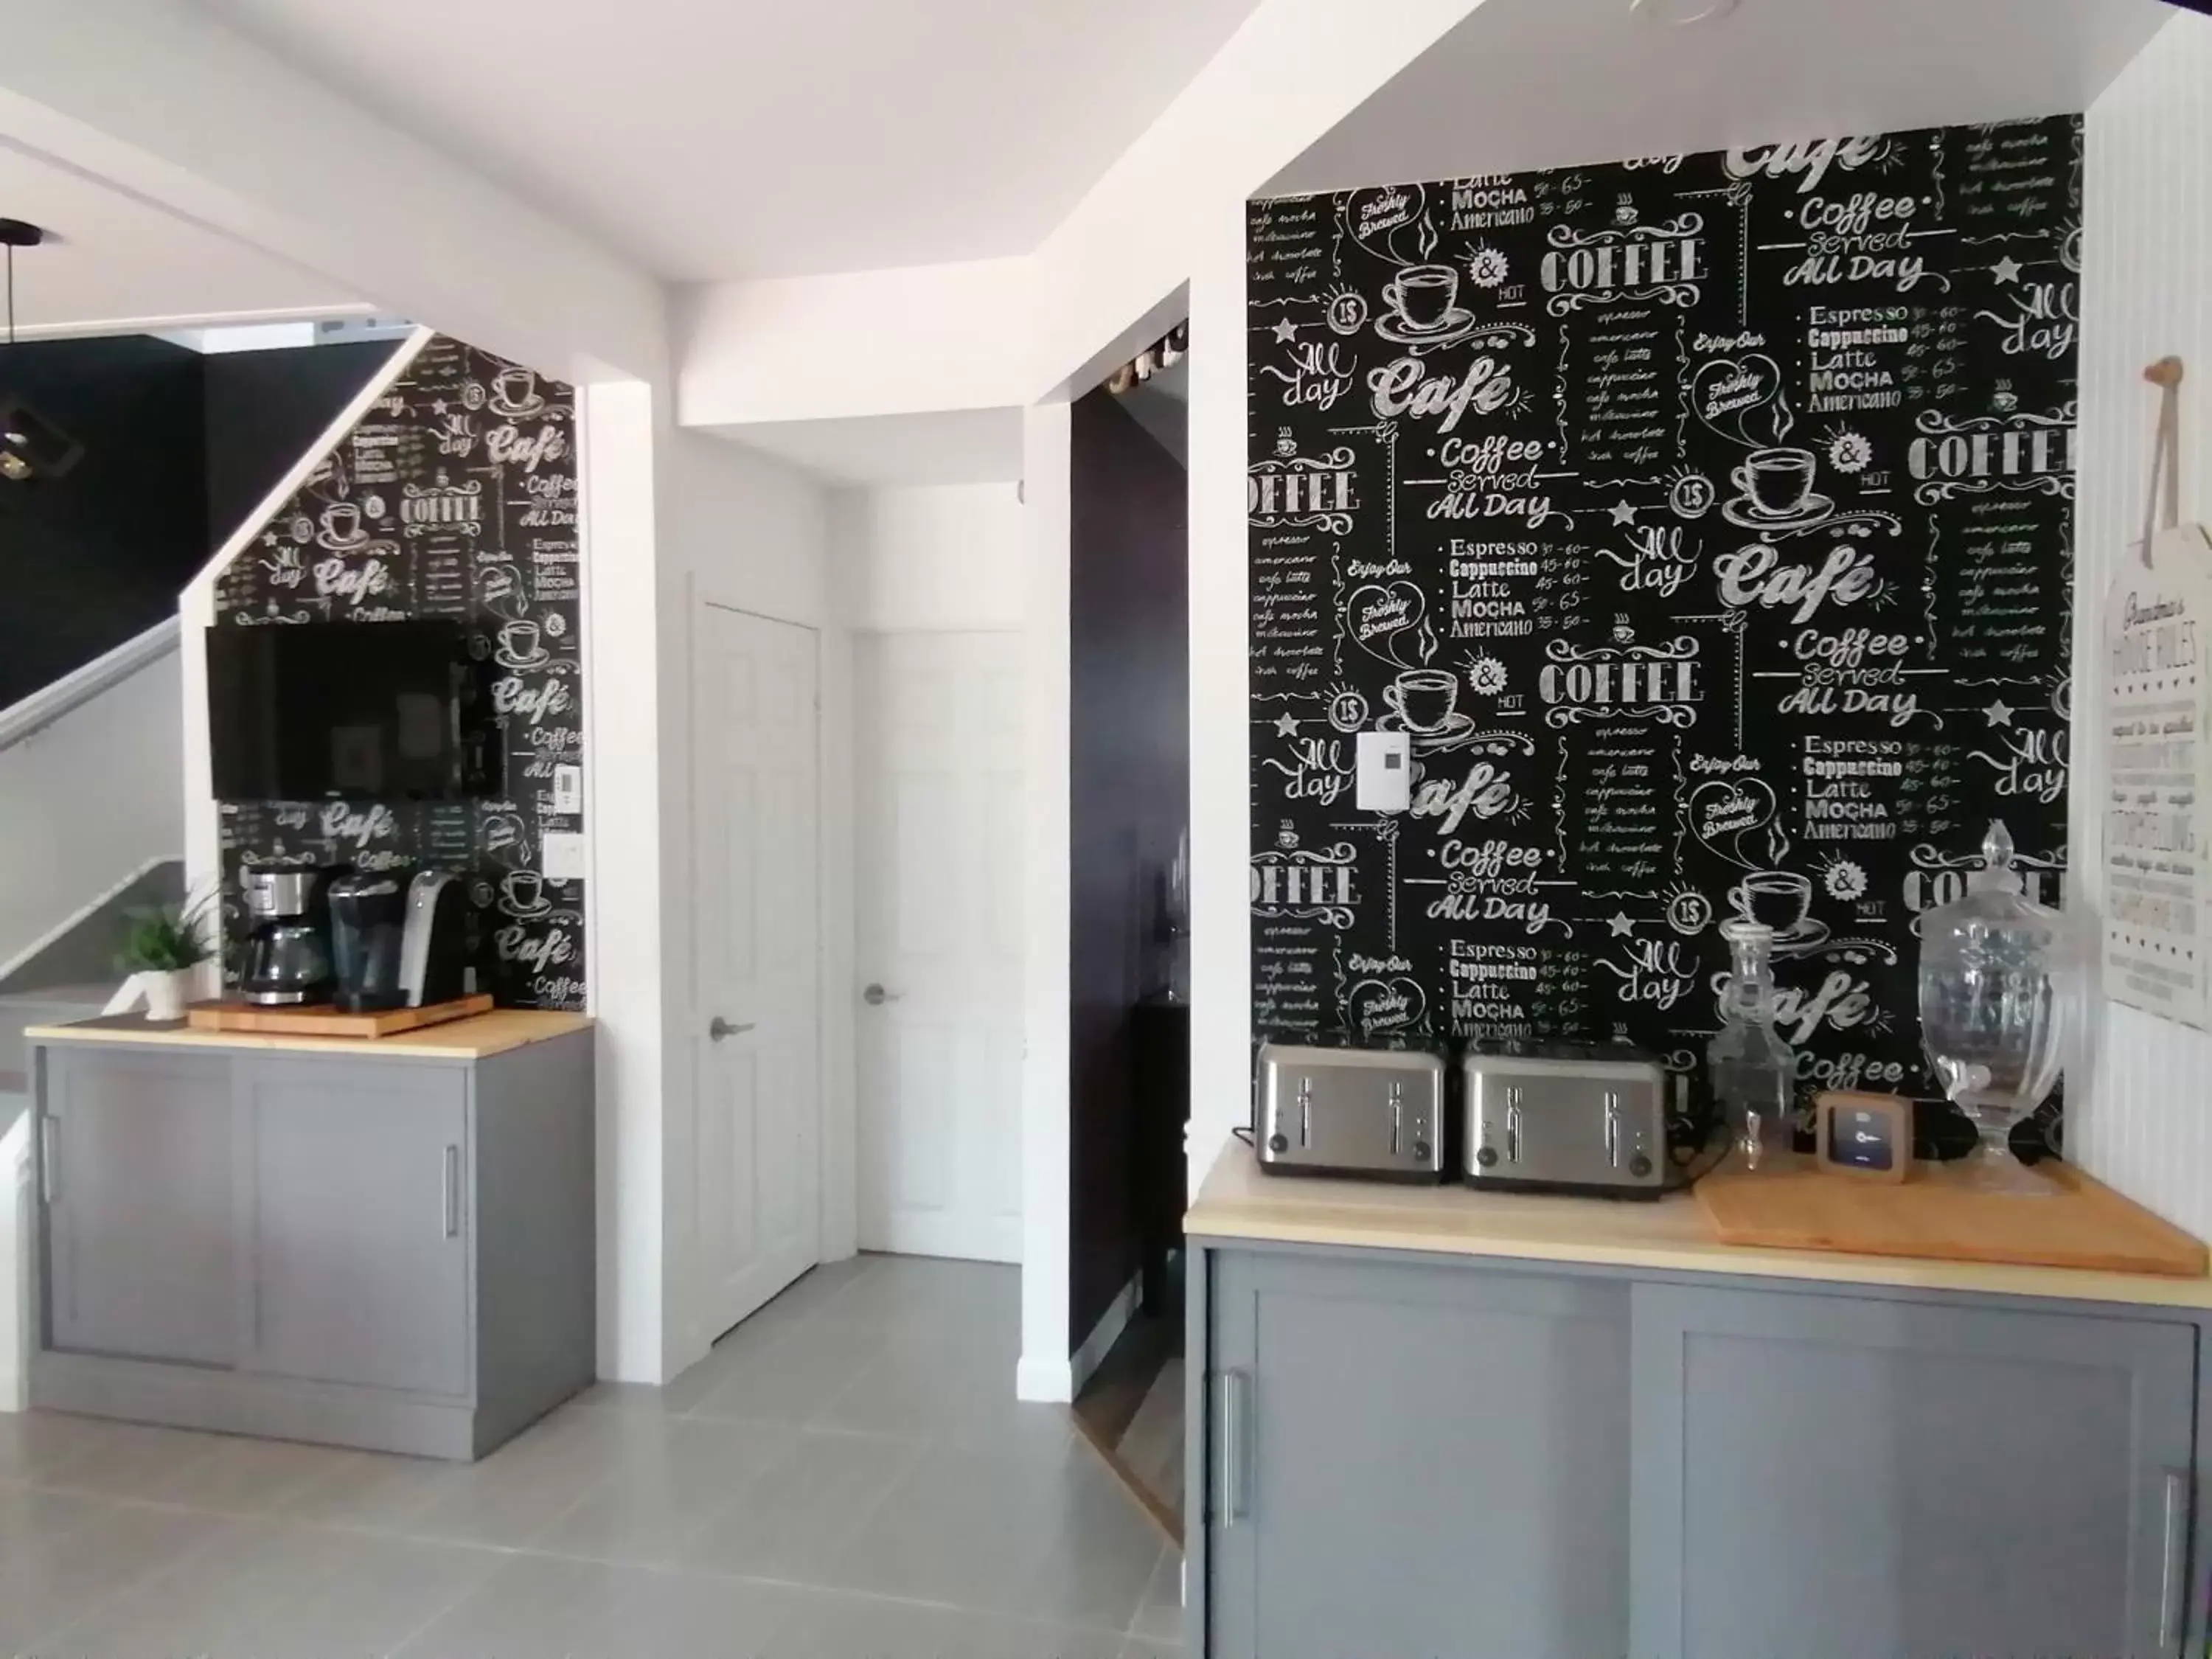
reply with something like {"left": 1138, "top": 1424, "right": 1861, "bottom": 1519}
{"left": 215, "top": 337, "right": 586, "bottom": 1012}
{"left": 1248, "top": 115, "right": 2078, "bottom": 1131}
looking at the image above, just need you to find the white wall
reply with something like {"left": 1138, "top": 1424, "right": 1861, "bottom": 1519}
{"left": 0, "top": 651, "right": 183, "bottom": 981}
{"left": 2067, "top": 12, "right": 2212, "bottom": 1235}
{"left": 653, "top": 428, "right": 846, "bottom": 1380}
{"left": 1017, "top": 403, "right": 1074, "bottom": 1400}
{"left": 830, "top": 484, "right": 1026, "bottom": 633}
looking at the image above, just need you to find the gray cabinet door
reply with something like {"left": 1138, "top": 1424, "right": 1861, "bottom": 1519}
{"left": 240, "top": 1060, "right": 470, "bottom": 1397}
{"left": 43, "top": 1049, "right": 237, "bottom": 1367}
{"left": 1631, "top": 1281, "right": 2197, "bottom": 1659}
{"left": 1207, "top": 1250, "right": 1630, "bottom": 1659}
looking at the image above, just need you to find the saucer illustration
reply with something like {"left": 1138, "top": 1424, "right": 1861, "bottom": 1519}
{"left": 501, "top": 894, "right": 552, "bottom": 919}
{"left": 1374, "top": 306, "right": 1479, "bottom": 349}
{"left": 1766, "top": 917, "right": 1832, "bottom": 958}
{"left": 1378, "top": 710, "right": 1478, "bottom": 748}
{"left": 488, "top": 390, "right": 547, "bottom": 420}
{"left": 316, "top": 526, "right": 372, "bottom": 552}
{"left": 1721, "top": 492, "right": 1837, "bottom": 533}
{"left": 493, "top": 644, "right": 552, "bottom": 671}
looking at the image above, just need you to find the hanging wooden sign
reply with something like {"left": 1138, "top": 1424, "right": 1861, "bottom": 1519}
{"left": 2101, "top": 358, "right": 2212, "bottom": 1029}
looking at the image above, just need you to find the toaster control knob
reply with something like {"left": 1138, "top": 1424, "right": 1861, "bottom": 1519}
{"left": 1475, "top": 1147, "right": 1499, "bottom": 1169}
{"left": 1630, "top": 1155, "right": 1653, "bottom": 1178}
{"left": 1411, "top": 1139, "right": 1431, "bottom": 1164}
{"left": 1267, "top": 1133, "right": 1289, "bottom": 1154}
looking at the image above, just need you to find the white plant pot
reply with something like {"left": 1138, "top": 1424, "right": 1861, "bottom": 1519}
{"left": 141, "top": 969, "right": 191, "bottom": 1023}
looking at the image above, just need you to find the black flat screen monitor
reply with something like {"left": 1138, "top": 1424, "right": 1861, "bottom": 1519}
{"left": 206, "top": 620, "right": 496, "bottom": 801}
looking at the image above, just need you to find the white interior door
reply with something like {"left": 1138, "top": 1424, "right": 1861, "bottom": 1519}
{"left": 855, "top": 630, "right": 1024, "bottom": 1262}
{"left": 691, "top": 602, "right": 821, "bottom": 1343}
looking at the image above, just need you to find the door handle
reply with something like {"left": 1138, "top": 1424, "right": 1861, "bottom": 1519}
{"left": 38, "top": 1116, "right": 56, "bottom": 1205}
{"left": 708, "top": 1016, "right": 755, "bottom": 1042}
{"left": 2160, "top": 1467, "right": 2188, "bottom": 1650}
{"left": 1215, "top": 1367, "right": 1251, "bottom": 1527}
{"left": 442, "top": 1144, "right": 461, "bottom": 1239}
{"left": 863, "top": 984, "right": 902, "bottom": 1007}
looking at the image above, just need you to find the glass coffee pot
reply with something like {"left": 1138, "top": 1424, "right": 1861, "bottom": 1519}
{"left": 1708, "top": 919, "right": 1800, "bottom": 1170}
{"left": 1916, "top": 821, "right": 2079, "bottom": 1196}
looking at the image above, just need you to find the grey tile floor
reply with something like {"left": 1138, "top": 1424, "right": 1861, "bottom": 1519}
{"left": 0, "top": 1254, "right": 1183, "bottom": 1658}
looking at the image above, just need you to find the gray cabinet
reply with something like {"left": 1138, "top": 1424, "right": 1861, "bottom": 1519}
{"left": 43, "top": 1048, "right": 235, "bottom": 1368}
{"left": 1631, "top": 1281, "right": 2197, "bottom": 1659}
{"left": 241, "top": 1061, "right": 470, "bottom": 1397}
{"left": 1206, "top": 1251, "right": 1630, "bottom": 1659}
{"left": 32, "top": 1029, "right": 595, "bottom": 1459}
{"left": 1194, "top": 1243, "right": 2207, "bottom": 1659}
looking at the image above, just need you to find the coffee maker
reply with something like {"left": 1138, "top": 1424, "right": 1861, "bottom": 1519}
{"left": 238, "top": 868, "right": 337, "bottom": 1006}
{"left": 327, "top": 869, "right": 411, "bottom": 1013}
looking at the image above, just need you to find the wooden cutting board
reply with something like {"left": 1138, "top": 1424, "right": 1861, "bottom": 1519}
{"left": 1697, "top": 1157, "right": 2210, "bottom": 1279}
{"left": 187, "top": 994, "right": 493, "bottom": 1039}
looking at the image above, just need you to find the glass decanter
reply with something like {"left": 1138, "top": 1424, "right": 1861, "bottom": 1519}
{"left": 1708, "top": 920, "right": 1800, "bottom": 1170}
{"left": 1917, "top": 821, "right": 2076, "bottom": 1196}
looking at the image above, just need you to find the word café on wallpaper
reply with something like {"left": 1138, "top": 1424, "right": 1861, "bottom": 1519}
{"left": 215, "top": 338, "right": 587, "bottom": 1012}
{"left": 1248, "top": 116, "right": 2077, "bottom": 1153}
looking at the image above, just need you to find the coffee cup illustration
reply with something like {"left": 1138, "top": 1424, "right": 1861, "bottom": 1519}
{"left": 492, "top": 366, "right": 543, "bottom": 414}
{"left": 1382, "top": 264, "right": 1461, "bottom": 333}
{"left": 1382, "top": 668, "right": 1459, "bottom": 734}
{"left": 496, "top": 620, "right": 546, "bottom": 667}
{"left": 501, "top": 870, "right": 547, "bottom": 916}
{"left": 319, "top": 501, "right": 364, "bottom": 546}
{"left": 1724, "top": 446, "right": 1836, "bottom": 529}
{"left": 1730, "top": 870, "right": 1813, "bottom": 933}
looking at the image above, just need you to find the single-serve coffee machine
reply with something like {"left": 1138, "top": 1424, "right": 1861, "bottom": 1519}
{"left": 330, "top": 867, "right": 471, "bottom": 1011}
{"left": 238, "top": 868, "right": 337, "bottom": 1006}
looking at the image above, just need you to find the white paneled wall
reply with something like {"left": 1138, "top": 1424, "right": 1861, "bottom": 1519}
{"left": 2069, "top": 13, "right": 2212, "bottom": 1234}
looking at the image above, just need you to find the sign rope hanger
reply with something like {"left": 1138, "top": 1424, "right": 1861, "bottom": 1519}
{"left": 2142, "top": 355, "right": 2186, "bottom": 568}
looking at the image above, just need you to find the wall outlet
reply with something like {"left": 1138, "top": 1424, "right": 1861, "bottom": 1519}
{"left": 542, "top": 831, "right": 588, "bottom": 883}
{"left": 552, "top": 763, "right": 584, "bottom": 817}
{"left": 1355, "top": 730, "right": 1411, "bottom": 813}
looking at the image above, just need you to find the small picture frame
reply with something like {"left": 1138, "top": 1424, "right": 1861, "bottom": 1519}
{"left": 1815, "top": 1091, "right": 1913, "bottom": 1183}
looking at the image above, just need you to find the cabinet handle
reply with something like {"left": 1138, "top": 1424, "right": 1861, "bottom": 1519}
{"left": 442, "top": 1144, "right": 461, "bottom": 1239}
{"left": 1216, "top": 1367, "right": 1251, "bottom": 1527}
{"left": 2160, "top": 1468, "right": 2188, "bottom": 1650}
{"left": 38, "top": 1116, "right": 56, "bottom": 1205}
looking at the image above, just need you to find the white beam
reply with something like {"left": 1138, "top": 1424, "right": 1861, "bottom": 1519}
{"left": 0, "top": 0, "right": 665, "bottom": 383}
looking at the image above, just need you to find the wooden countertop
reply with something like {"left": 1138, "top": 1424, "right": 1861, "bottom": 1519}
{"left": 24, "top": 1009, "right": 593, "bottom": 1062}
{"left": 1186, "top": 1144, "right": 2212, "bottom": 1312}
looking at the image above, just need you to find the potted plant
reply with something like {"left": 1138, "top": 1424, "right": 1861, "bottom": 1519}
{"left": 118, "top": 892, "right": 217, "bottom": 1021}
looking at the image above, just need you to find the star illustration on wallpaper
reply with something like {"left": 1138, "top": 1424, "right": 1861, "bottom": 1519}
{"left": 1989, "top": 255, "right": 2025, "bottom": 285}
{"left": 1270, "top": 319, "right": 1299, "bottom": 344}
{"left": 1273, "top": 712, "right": 1300, "bottom": 737}
{"left": 1983, "top": 699, "right": 2016, "bottom": 727}
{"left": 1607, "top": 912, "right": 1635, "bottom": 936}
{"left": 1607, "top": 501, "right": 1638, "bottom": 526}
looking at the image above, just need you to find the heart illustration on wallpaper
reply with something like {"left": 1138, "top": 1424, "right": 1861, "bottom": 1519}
{"left": 1347, "top": 976, "right": 1427, "bottom": 1035}
{"left": 1346, "top": 582, "right": 1439, "bottom": 670}
{"left": 1690, "top": 355, "right": 1795, "bottom": 450}
{"left": 1342, "top": 182, "right": 1435, "bottom": 266}
{"left": 1686, "top": 776, "right": 1779, "bottom": 869}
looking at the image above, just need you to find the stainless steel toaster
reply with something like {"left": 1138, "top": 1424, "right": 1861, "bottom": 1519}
{"left": 1255, "top": 1042, "right": 1448, "bottom": 1182}
{"left": 1460, "top": 1044, "right": 1668, "bottom": 1198}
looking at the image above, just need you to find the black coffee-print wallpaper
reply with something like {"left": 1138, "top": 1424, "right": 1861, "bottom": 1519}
{"left": 215, "top": 336, "right": 585, "bottom": 1012}
{"left": 1249, "top": 116, "right": 2078, "bottom": 1153}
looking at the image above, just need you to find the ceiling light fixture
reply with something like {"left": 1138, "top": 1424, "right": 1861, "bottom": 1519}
{"left": 0, "top": 218, "right": 86, "bottom": 484}
{"left": 1630, "top": 0, "right": 1740, "bottom": 24}
{"left": 0, "top": 218, "right": 48, "bottom": 347}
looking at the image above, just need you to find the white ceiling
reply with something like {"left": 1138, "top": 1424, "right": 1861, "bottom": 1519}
{"left": 191, "top": 0, "right": 1265, "bottom": 282}
{"left": 0, "top": 142, "right": 361, "bottom": 338}
{"left": 714, "top": 406, "right": 1026, "bottom": 487}
{"left": 1272, "top": 0, "right": 2174, "bottom": 197}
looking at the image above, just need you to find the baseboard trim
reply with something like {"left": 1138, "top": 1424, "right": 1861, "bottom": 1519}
{"left": 1068, "top": 1270, "right": 1144, "bottom": 1399}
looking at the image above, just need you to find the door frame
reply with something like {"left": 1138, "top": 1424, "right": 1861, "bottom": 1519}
{"left": 669, "top": 589, "right": 848, "bottom": 1374}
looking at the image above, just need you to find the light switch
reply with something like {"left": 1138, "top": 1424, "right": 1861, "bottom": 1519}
{"left": 542, "top": 830, "right": 589, "bottom": 883}
{"left": 1355, "top": 731, "right": 1411, "bottom": 813}
{"left": 552, "top": 763, "right": 584, "bottom": 816}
